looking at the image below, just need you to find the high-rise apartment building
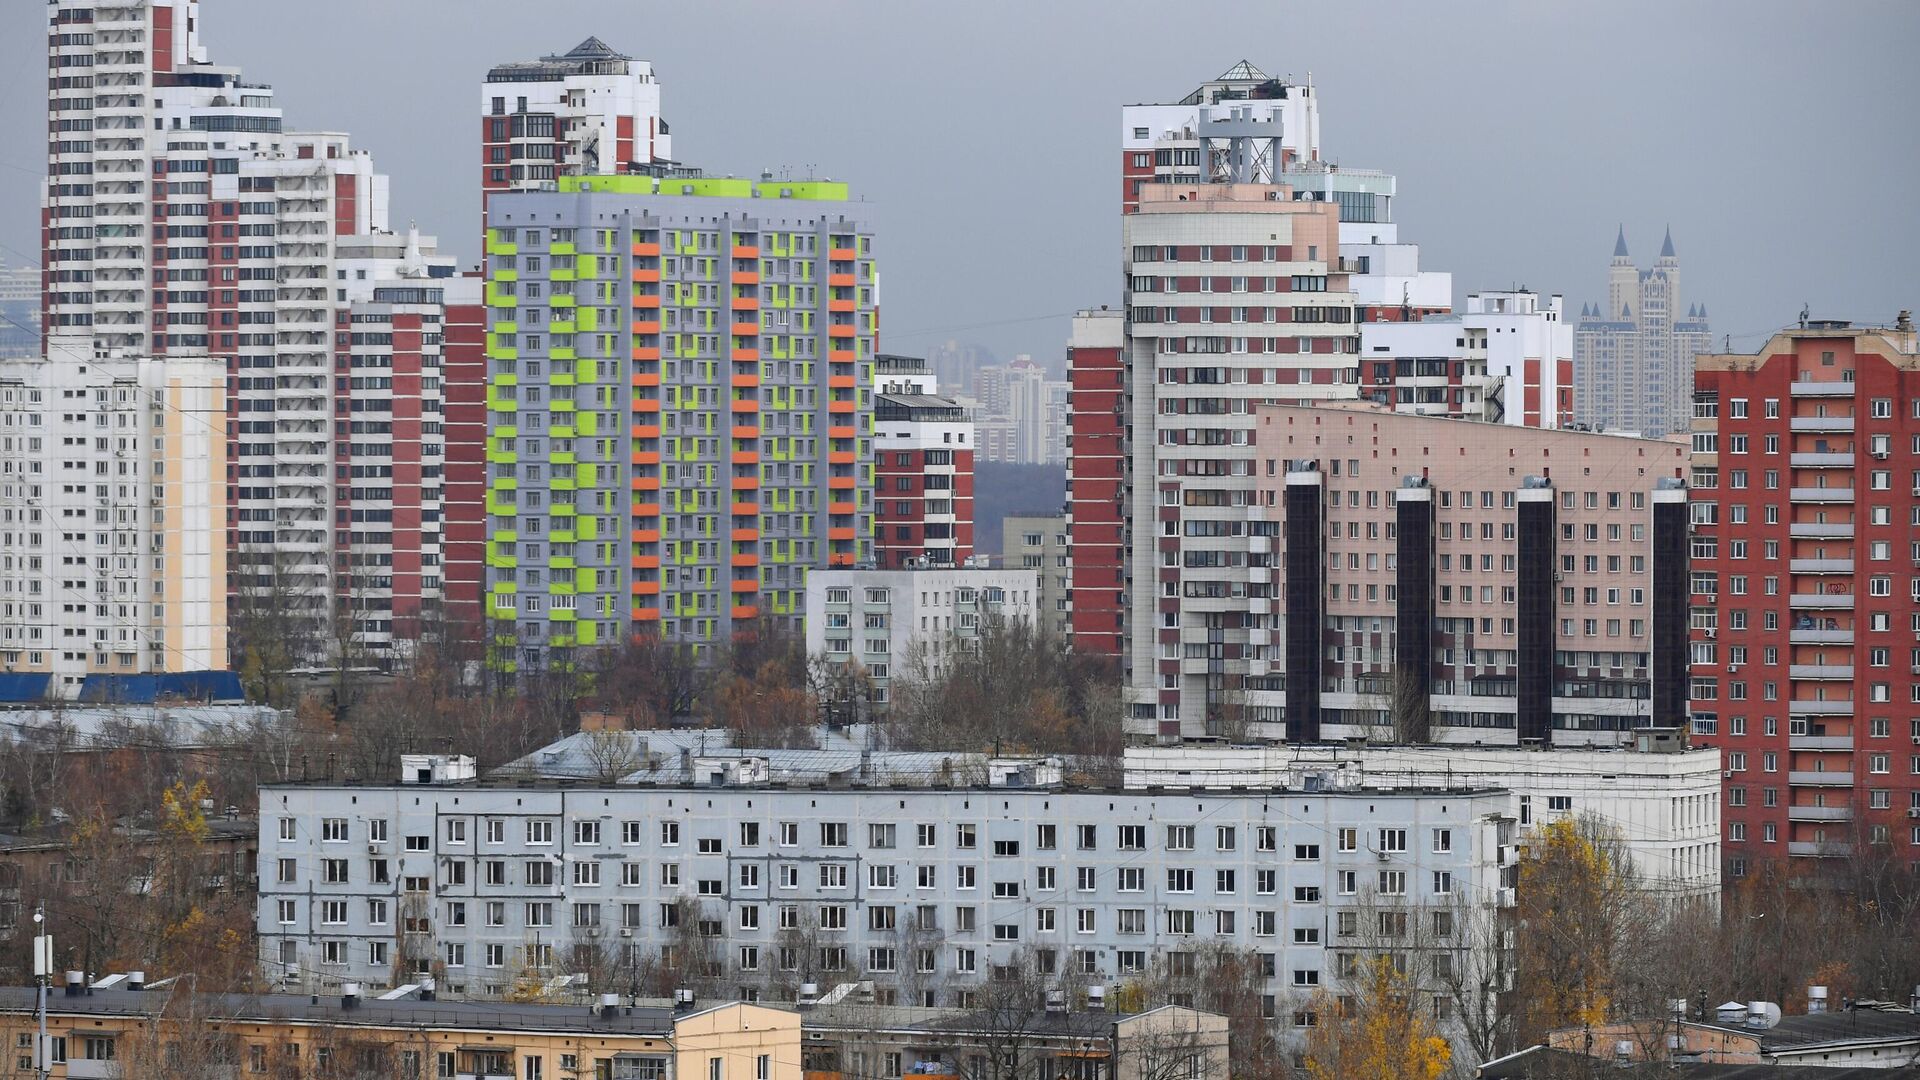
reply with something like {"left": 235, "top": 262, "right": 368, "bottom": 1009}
{"left": 1117, "top": 182, "right": 1355, "bottom": 731}
{"left": 329, "top": 230, "right": 474, "bottom": 656}
{"left": 874, "top": 355, "right": 973, "bottom": 569}
{"left": 1153, "top": 404, "right": 1691, "bottom": 745}
{"left": 38, "top": 0, "right": 490, "bottom": 663}
{"left": 1066, "top": 309, "right": 1126, "bottom": 659}
{"left": 1573, "top": 227, "right": 1711, "bottom": 437}
{"left": 482, "top": 175, "right": 876, "bottom": 671}
{"left": 969, "top": 358, "right": 1068, "bottom": 465}
{"left": 0, "top": 348, "right": 227, "bottom": 696}
{"left": 480, "top": 37, "right": 672, "bottom": 214}
{"left": 1688, "top": 314, "right": 1920, "bottom": 876}
{"left": 1121, "top": 63, "right": 1451, "bottom": 320}
{"left": 1358, "top": 290, "right": 1575, "bottom": 428}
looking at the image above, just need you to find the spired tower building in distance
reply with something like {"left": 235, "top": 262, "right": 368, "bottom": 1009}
{"left": 1574, "top": 226, "right": 1711, "bottom": 437}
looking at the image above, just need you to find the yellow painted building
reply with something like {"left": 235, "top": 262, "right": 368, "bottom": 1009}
{"left": 0, "top": 983, "right": 799, "bottom": 1079}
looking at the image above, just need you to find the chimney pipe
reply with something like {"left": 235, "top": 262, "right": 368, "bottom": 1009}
{"left": 1807, "top": 986, "right": 1827, "bottom": 1014}
{"left": 419, "top": 977, "right": 436, "bottom": 1002}
{"left": 63, "top": 971, "right": 83, "bottom": 998}
{"left": 128, "top": 971, "right": 145, "bottom": 992}
{"left": 342, "top": 983, "right": 361, "bottom": 1009}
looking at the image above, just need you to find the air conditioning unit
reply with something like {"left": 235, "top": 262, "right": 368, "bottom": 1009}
{"left": 1722, "top": 770, "right": 1734, "bottom": 779}
{"left": 619, "top": 927, "right": 633, "bottom": 938}
{"left": 368, "top": 843, "right": 383, "bottom": 854}
{"left": 1909, "top": 808, "right": 1920, "bottom": 819}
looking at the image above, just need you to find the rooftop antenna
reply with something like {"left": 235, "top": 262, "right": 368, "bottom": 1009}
{"left": 1799, "top": 304, "right": 1809, "bottom": 329}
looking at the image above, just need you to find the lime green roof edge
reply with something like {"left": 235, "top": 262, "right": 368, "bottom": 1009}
{"left": 556, "top": 175, "right": 850, "bottom": 202}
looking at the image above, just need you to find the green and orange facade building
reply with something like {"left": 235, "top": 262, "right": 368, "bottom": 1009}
{"left": 482, "top": 175, "right": 876, "bottom": 670}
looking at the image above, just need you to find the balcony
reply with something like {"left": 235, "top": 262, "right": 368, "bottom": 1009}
{"left": 1790, "top": 452, "right": 1854, "bottom": 467}
{"left": 1788, "top": 770, "right": 1854, "bottom": 787}
{"left": 1788, "top": 593, "right": 1853, "bottom": 609}
{"left": 1787, "top": 841, "right": 1853, "bottom": 858}
{"left": 1786, "top": 805, "right": 1852, "bottom": 822}
{"left": 1788, "top": 735, "right": 1854, "bottom": 752}
{"left": 1790, "top": 381, "right": 1855, "bottom": 397}
{"left": 1790, "top": 416, "right": 1854, "bottom": 433}
{"left": 1787, "top": 699, "right": 1851, "bottom": 716}
{"left": 1790, "top": 559, "right": 1854, "bottom": 574}
{"left": 1788, "top": 664, "right": 1854, "bottom": 680}
{"left": 1790, "top": 522, "right": 1853, "bottom": 539}
{"left": 1789, "top": 628, "right": 1853, "bottom": 645}
{"left": 1790, "top": 487, "right": 1854, "bottom": 503}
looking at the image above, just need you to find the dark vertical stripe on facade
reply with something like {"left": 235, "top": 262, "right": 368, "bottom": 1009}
{"left": 1515, "top": 492, "right": 1555, "bottom": 744}
{"left": 1650, "top": 492, "right": 1690, "bottom": 729}
{"left": 1394, "top": 491, "right": 1434, "bottom": 742}
{"left": 1284, "top": 477, "right": 1324, "bottom": 743}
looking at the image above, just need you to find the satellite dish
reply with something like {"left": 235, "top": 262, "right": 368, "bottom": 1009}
{"left": 1760, "top": 1002, "right": 1782, "bottom": 1029}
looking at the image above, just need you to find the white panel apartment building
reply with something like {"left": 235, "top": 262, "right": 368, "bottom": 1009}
{"left": 0, "top": 348, "right": 226, "bottom": 694}
{"left": 259, "top": 764, "right": 1516, "bottom": 1025}
{"left": 1125, "top": 739, "right": 1723, "bottom": 901}
{"left": 805, "top": 566, "right": 1039, "bottom": 704}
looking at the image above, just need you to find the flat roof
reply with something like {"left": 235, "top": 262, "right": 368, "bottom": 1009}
{"left": 0, "top": 987, "right": 686, "bottom": 1038}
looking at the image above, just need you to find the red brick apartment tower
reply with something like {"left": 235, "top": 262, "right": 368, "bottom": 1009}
{"left": 1066, "top": 310, "right": 1127, "bottom": 659}
{"left": 439, "top": 289, "right": 490, "bottom": 639}
{"left": 1690, "top": 314, "right": 1920, "bottom": 878}
{"left": 874, "top": 355, "right": 974, "bottom": 569}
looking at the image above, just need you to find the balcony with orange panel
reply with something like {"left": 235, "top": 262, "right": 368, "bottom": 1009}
{"left": 730, "top": 296, "right": 759, "bottom": 311}
{"left": 731, "top": 475, "right": 761, "bottom": 490}
{"left": 828, "top": 527, "right": 856, "bottom": 541}
{"left": 731, "top": 450, "right": 759, "bottom": 465}
{"left": 630, "top": 554, "right": 660, "bottom": 570}
{"left": 828, "top": 425, "right": 855, "bottom": 439}
{"left": 829, "top": 248, "right": 857, "bottom": 261}
{"left": 730, "top": 348, "right": 760, "bottom": 362}
{"left": 828, "top": 298, "right": 855, "bottom": 313}
{"left": 632, "top": 606, "right": 661, "bottom": 621}
{"left": 632, "top": 579, "right": 661, "bottom": 596}
{"left": 730, "top": 374, "right": 760, "bottom": 389}
{"left": 828, "top": 273, "right": 855, "bottom": 288}
{"left": 631, "top": 450, "right": 660, "bottom": 466}
{"left": 630, "top": 318, "right": 661, "bottom": 334}
{"left": 631, "top": 423, "right": 661, "bottom": 438}
{"left": 631, "top": 527, "right": 661, "bottom": 543}
{"left": 731, "top": 527, "right": 760, "bottom": 542}
{"left": 631, "top": 346, "right": 661, "bottom": 361}
{"left": 730, "top": 397, "right": 760, "bottom": 413}
{"left": 731, "top": 245, "right": 759, "bottom": 259}
{"left": 633, "top": 500, "right": 660, "bottom": 516}
{"left": 730, "top": 271, "right": 758, "bottom": 285}
{"left": 730, "top": 578, "right": 760, "bottom": 593}
{"left": 631, "top": 295, "right": 661, "bottom": 310}
{"left": 829, "top": 501, "right": 856, "bottom": 515}
{"left": 827, "top": 475, "right": 856, "bottom": 491}
{"left": 828, "top": 324, "right": 857, "bottom": 340}
{"left": 632, "top": 242, "right": 660, "bottom": 256}
{"left": 732, "top": 321, "right": 761, "bottom": 336}
{"left": 731, "top": 425, "right": 760, "bottom": 439}
{"left": 828, "top": 551, "right": 857, "bottom": 567}
{"left": 828, "top": 451, "right": 856, "bottom": 465}
{"left": 631, "top": 267, "right": 660, "bottom": 283}
{"left": 730, "top": 605, "right": 760, "bottom": 620}
{"left": 631, "top": 371, "right": 661, "bottom": 387}
{"left": 828, "top": 374, "right": 856, "bottom": 389}
{"left": 828, "top": 349, "right": 857, "bottom": 362}
{"left": 633, "top": 475, "right": 662, "bottom": 491}
{"left": 730, "top": 553, "right": 759, "bottom": 568}
{"left": 827, "top": 399, "right": 856, "bottom": 414}
{"left": 732, "top": 501, "right": 759, "bottom": 517}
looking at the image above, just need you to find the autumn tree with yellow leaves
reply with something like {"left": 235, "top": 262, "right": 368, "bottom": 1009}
{"left": 1302, "top": 954, "right": 1453, "bottom": 1080}
{"left": 1511, "top": 816, "right": 1640, "bottom": 1046}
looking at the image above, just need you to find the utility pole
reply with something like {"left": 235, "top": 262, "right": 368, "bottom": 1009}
{"left": 31, "top": 903, "right": 49, "bottom": 1080}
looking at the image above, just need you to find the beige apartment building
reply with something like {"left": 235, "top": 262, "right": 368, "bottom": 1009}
{"left": 1149, "top": 404, "right": 1694, "bottom": 745}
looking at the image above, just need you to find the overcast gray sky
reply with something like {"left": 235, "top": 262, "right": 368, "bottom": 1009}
{"left": 4, "top": 1, "right": 1916, "bottom": 363}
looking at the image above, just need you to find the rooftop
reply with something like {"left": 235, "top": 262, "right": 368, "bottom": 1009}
{"left": 485, "top": 37, "right": 637, "bottom": 82}
{"left": 1478, "top": 1046, "right": 1899, "bottom": 1079}
{"left": 0, "top": 986, "right": 691, "bottom": 1038}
